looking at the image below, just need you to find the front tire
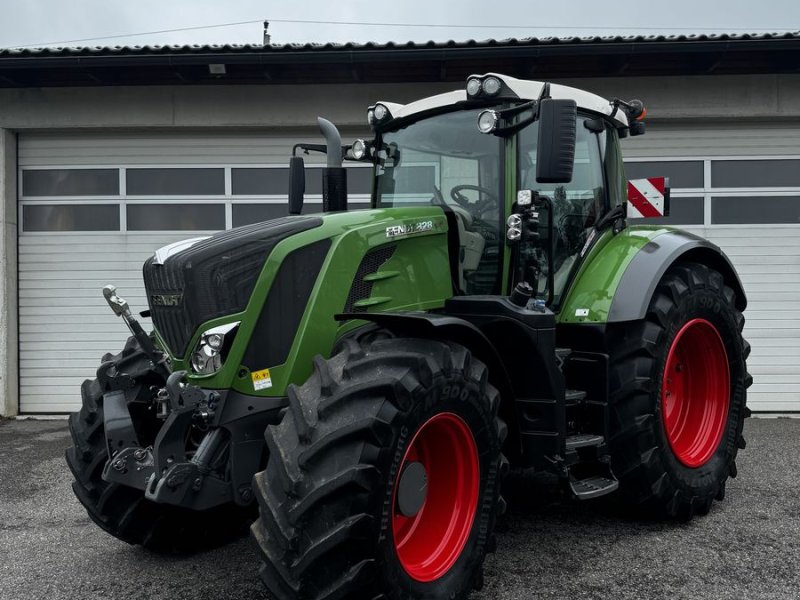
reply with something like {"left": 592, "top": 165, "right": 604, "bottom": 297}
{"left": 251, "top": 336, "right": 507, "bottom": 600}
{"left": 606, "top": 262, "right": 752, "bottom": 519}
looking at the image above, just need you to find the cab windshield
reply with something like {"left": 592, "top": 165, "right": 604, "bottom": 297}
{"left": 375, "top": 109, "right": 503, "bottom": 294}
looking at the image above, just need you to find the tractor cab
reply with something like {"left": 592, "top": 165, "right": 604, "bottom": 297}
{"left": 359, "top": 73, "right": 645, "bottom": 309}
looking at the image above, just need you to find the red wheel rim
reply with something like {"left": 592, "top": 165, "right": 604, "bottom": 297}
{"left": 662, "top": 318, "right": 730, "bottom": 468}
{"left": 392, "top": 412, "right": 480, "bottom": 582}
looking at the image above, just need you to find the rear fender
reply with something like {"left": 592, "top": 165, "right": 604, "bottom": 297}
{"left": 607, "top": 230, "right": 747, "bottom": 322}
{"left": 559, "top": 227, "right": 746, "bottom": 325}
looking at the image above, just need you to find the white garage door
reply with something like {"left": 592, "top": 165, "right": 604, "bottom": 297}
{"left": 624, "top": 120, "right": 800, "bottom": 413}
{"left": 18, "top": 130, "right": 369, "bottom": 413}
{"left": 18, "top": 124, "right": 800, "bottom": 413}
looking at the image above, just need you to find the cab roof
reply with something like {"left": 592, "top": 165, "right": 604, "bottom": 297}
{"left": 377, "top": 73, "right": 629, "bottom": 128}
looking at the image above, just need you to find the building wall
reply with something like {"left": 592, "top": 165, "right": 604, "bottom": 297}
{"left": 1, "top": 72, "right": 799, "bottom": 414}
{"left": 0, "top": 74, "right": 799, "bottom": 131}
{"left": 0, "top": 128, "right": 18, "bottom": 417}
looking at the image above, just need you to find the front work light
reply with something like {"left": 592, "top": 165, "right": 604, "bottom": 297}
{"left": 373, "top": 104, "right": 389, "bottom": 122}
{"left": 190, "top": 322, "right": 239, "bottom": 375}
{"left": 465, "top": 74, "right": 513, "bottom": 99}
{"left": 482, "top": 76, "right": 502, "bottom": 96}
{"left": 477, "top": 110, "right": 499, "bottom": 134}
{"left": 352, "top": 139, "right": 368, "bottom": 160}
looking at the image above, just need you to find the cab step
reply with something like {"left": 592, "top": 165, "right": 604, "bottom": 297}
{"left": 569, "top": 473, "right": 619, "bottom": 500}
{"left": 565, "top": 433, "right": 604, "bottom": 450}
{"left": 564, "top": 389, "right": 587, "bottom": 406}
{"left": 566, "top": 458, "right": 618, "bottom": 500}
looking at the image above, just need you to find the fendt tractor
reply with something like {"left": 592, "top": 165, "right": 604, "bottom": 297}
{"left": 66, "top": 74, "right": 751, "bottom": 599}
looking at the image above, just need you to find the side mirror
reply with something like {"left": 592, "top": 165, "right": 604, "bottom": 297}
{"left": 288, "top": 155, "right": 305, "bottom": 215}
{"left": 536, "top": 98, "right": 577, "bottom": 184}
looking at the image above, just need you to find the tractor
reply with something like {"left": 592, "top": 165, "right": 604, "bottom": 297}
{"left": 66, "top": 74, "right": 751, "bottom": 600}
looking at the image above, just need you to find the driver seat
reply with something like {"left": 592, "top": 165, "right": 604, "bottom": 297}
{"left": 451, "top": 206, "right": 486, "bottom": 293}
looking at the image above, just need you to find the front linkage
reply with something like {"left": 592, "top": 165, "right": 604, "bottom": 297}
{"left": 100, "top": 286, "right": 285, "bottom": 511}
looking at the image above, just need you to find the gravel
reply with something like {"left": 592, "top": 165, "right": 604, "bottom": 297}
{"left": 1, "top": 416, "right": 798, "bottom": 600}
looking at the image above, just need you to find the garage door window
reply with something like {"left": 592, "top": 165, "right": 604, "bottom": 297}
{"left": 22, "top": 168, "right": 119, "bottom": 196}
{"left": 624, "top": 161, "right": 704, "bottom": 189}
{"left": 711, "top": 159, "right": 800, "bottom": 188}
{"left": 22, "top": 204, "right": 120, "bottom": 231}
{"left": 711, "top": 196, "right": 800, "bottom": 224}
{"left": 232, "top": 166, "right": 372, "bottom": 196}
{"left": 126, "top": 168, "right": 225, "bottom": 195}
{"left": 127, "top": 203, "right": 226, "bottom": 231}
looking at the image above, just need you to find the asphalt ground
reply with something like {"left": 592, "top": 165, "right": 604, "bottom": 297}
{"left": 0, "top": 417, "right": 798, "bottom": 600}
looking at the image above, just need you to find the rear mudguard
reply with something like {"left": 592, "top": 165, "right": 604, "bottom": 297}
{"left": 559, "top": 226, "right": 746, "bottom": 325}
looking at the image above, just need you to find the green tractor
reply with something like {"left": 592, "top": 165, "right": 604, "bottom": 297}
{"left": 66, "top": 74, "right": 751, "bottom": 599}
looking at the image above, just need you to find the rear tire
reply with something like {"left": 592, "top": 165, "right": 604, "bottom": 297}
{"left": 251, "top": 336, "right": 507, "bottom": 600}
{"left": 606, "top": 262, "right": 752, "bottom": 519}
{"left": 66, "top": 336, "right": 252, "bottom": 553}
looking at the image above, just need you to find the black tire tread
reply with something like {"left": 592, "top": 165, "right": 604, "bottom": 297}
{"left": 251, "top": 336, "right": 506, "bottom": 600}
{"left": 607, "top": 261, "right": 751, "bottom": 519}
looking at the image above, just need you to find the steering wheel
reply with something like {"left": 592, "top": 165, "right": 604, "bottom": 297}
{"left": 449, "top": 184, "right": 499, "bottom": 215}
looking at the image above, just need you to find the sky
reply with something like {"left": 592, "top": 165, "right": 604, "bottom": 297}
{"left": 0, "top": 0, "right": 798, "bottom": 49}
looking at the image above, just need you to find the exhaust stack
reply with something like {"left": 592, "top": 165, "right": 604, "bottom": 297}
{"left": 318, "top": 117, "right": 347, "bottom": 212}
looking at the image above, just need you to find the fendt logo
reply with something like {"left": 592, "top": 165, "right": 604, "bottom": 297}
{"left": 150, "top": 294, "right": 183, "bottom": 307}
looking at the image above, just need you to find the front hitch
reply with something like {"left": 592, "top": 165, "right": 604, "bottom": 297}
{"left": 102, "top": 371, "right": 233, "bottom": 511}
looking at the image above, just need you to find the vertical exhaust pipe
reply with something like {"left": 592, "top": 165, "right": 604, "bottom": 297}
{"left": 317, "top": 117, "right": 347, "bottom": 212}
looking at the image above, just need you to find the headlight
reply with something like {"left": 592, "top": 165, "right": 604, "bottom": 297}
{"left": 351, "top": 139, "right": 368, "bottom": 160}
{"left": 190, "top": 322, "right": 239, "bottom": 375}
{"left": 477, "top": 109, "right": 499, "bottom": 134}
{"left": 466, "top": 77, "right": 482, "bottom": 97}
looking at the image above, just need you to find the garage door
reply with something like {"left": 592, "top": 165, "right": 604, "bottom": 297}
{"left": 18, "top": 124, "right": 800, "bottom": 413}
{"left": 624, "top": 120, "right": 800, "bottom": 413}
{"left": 18, "top": 130, "right": 368, "bottom": 413}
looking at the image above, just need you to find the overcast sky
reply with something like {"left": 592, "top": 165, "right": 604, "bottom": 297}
{"left": 0, "top": 0, "right": 798, "bottom": 49}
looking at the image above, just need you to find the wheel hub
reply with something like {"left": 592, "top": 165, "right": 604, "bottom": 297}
{"left": 662, "top": 318, "right": 730, "bottom": 468}
{"left": 391, "top": 412, "right": 480, "bottom": 583}
{"left": 397, "top": 461, "right": 428, "bottom": 517}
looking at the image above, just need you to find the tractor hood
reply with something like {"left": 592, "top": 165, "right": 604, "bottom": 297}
{"left": 143, "top": 216, "right": 322, "bottom": 357}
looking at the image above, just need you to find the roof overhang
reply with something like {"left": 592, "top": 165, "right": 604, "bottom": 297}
{"left": 1, "top": 32, "right": 799, "bottom": 88}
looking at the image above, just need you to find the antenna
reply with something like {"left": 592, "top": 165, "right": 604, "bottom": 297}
{"left": 263, "top": 21, "right": 271, "bottom": 45}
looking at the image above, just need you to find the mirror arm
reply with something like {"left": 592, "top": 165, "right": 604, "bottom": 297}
{"left": 292, "top": 143, "right": 327, "bottom": 156}
{"left": 492, "top": 112, "right": 540, "bottom": 137}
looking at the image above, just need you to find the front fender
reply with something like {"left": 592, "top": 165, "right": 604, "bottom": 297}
{"left": 559, "top": 226, "right": 746, "bottom": 325}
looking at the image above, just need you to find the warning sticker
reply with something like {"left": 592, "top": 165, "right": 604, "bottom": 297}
{"left": 251, "top": 368, "right": 273, "bottom": 391}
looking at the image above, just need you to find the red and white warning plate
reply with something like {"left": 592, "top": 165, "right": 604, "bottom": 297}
{"left": 627, "top": 177, "right": 670, "bottom": 218}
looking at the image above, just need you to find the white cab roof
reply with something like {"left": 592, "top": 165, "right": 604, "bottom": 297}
{"left": 382, "top": 73, "right": 629, "bottom": 127}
